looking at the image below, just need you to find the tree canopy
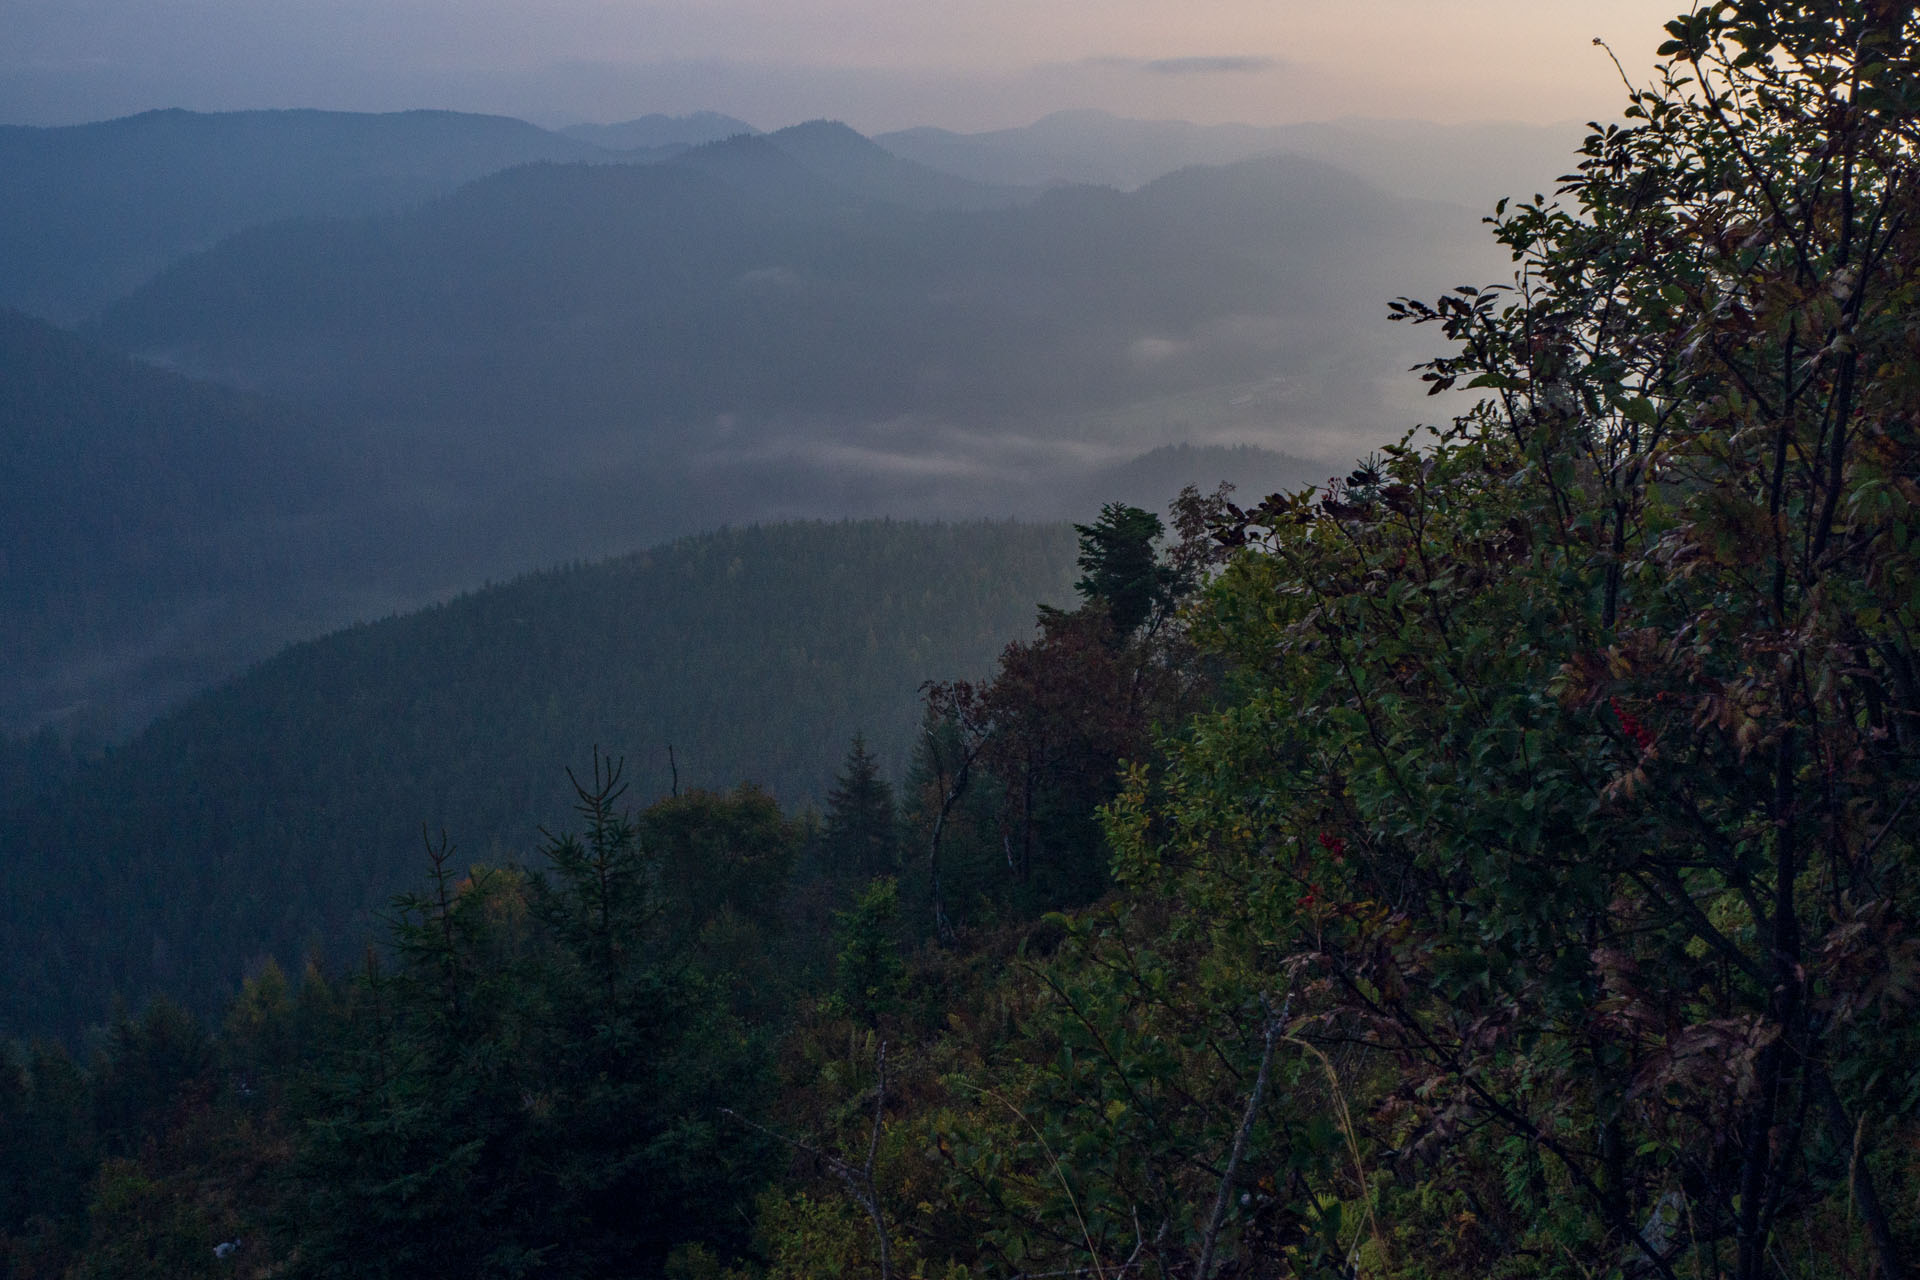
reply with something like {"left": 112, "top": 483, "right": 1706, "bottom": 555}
{"left": 6, "top": 4, "right": 1919, "bottom": 1277}
{"left": 927, "top": 3, "right": 1920, "bottom": 1275}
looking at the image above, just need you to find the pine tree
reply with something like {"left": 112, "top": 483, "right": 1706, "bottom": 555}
{"left": 1072, "top": 502, "right": 1169, "bottom": 639}
{"left": 830, "top": 878, "right": 906, "bottom": 1028}
{"left": 822, "top": 736, "right": 897, "bottom": 886}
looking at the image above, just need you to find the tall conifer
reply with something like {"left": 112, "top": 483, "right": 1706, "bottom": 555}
{"left": 823, "top": 735, "right": 898, "bottom": 885}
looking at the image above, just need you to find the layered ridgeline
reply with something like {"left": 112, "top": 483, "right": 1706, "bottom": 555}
{"left": 7, "top": 115, "right": 1376, "bottom": 732}
{"left": 0, "top": 108, "right": 652, "bottom": 324}
{"left": 0, "top": 108, "right": 1039, "bottom": 326}
{"left": 875, "top": 109, "right": 1578, "bottom": 209}
{"left": 0, "top": 519, "right": 1077, "bottom": 1035}
{"left": 0, "top": 299, "right": 1312, "bottom": 733}
{"left": 92, "top": 123, "right": 1482, "bottom": 484}
{"left": 1, "top": 104, "right": 1545, "bottom": 332}
{"left": 558, "top": 110, "right": 758, "bottom": 151}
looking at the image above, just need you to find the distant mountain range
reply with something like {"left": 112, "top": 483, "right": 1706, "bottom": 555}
{"left": 0, "top": 107, "right": 1027, "bottom": 324}
{"left": 0, "top": 102, "right": 1556, "bottom": 733}
{"left": 692, "top": 120, "right": 1032, "bottom": 211}
{"left": 876, "top": 109, "right": 1582, "bottom": 209}
{"left": 92, "top": 122, "right": 1481, "bottom": 462}
{"left": 0, "top": 108, "right": 624, "bottom": 323}
{"left": 1, "top": 104, "right": 1571, "bottom": 326}
{"left": 560, "top": 110, "right": 758, "bottom": 150}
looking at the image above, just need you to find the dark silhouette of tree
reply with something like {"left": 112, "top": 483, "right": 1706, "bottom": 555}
{"left": 822, "top": 735, "right": 898, "bottom": 885}
{"left": 920, "top": 487, "right": 1233, "bottom": 922}
{"left": 642, "top": 784, "right": 797, "bottom": 942}
{"left": 830, "top": 879, "right": 907, "bottom": 1028}
{"left": 1072, "top": 502, "right": 1170, "bottom": 640}
{"left": 286, "top": 760, "right": 777, "bottom": 1278}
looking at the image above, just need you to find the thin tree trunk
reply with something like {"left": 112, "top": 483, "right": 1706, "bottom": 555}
{"left": 1196, "top": 1004, "right": 1282, "bottom": 1280}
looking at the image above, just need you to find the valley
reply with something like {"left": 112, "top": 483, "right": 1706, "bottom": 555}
{"left": 11, "top": 25, "right": 1901, "bottom": 1270}
{"left": 2, "top": 107, "right": 1508, "bottom": 738}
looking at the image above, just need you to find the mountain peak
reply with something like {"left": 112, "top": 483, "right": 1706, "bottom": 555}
{"left": 772, "top": 119, "right": 865, "bottom": 140}
{"left": 767, "top": 119, "right": 884, "bottom": 157}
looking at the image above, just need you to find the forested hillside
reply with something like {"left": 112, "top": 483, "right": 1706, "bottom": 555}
{"left": 3, "top": 5, "right": 1915, "bottom": 1279}
{"left": 0, "top": 519, "right": 1078, "bottom": 1034}
{"left": 0, "top": 308, "right": 363, "bottom": 730}
{"left": 0, "top": 108, "right": 630, "bottom": 323}
{"left": 0, "top": 302, "right": 1312, "bottom": 737}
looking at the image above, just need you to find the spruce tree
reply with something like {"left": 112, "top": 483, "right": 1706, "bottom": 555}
{"left": 1072, "top": 502, "right": 1169, "bottom": 639}
{"left": 830, "top": 878, "right": 906, "bottom": 1028}
{"left": 822, "top": 736, "right": 898, "bottom": 885}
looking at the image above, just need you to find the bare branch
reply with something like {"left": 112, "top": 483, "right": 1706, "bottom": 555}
{"left": 1195, "top": 994, "right": 1285, "bottom": 1280}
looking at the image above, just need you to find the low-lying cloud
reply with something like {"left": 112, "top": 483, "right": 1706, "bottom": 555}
{"left": 1127, "top": 336, "right": 1192, "bottom": 367}
{"left": 1078, "top": 54, "right": 1282, "bottom": 77}
{"left": 1143, "top": 55, "right": 1280, "bottom": 76}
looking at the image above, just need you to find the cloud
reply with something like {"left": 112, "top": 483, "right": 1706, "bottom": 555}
{"left": 1127, "top": 336, "right": 1192, "bottom": 367}
{"left": 1142, "top": 56, "right": 1280, "bottom": 76}
{"left": 735, "top": 265, "right": 805, "bottom": 292}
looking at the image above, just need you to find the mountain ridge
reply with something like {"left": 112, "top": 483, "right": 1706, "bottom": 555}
{"left": 92, "top": 141, "right": 1482, "bottom": 442}
{"left": 0, "top": 518, "right": 1084, "bottom": 1032}
{"left": 560, "top": 110, "right": 757, "bottom": 150}
{"left": 0, "top": 107, "right": 624, "bottom": 322}
{"left": 875, "top": 108, "right": 1581, "bottom": 208}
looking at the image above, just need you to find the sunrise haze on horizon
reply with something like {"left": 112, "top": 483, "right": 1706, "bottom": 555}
{"left": 5, "top": 0, "right": 1688, "bottom": 130}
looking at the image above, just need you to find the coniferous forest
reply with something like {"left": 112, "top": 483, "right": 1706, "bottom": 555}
{"left": 0, "top": 518, "right": 1084, "bottom": 1036}
{"left": 5, "top": 3, "right": 1920, "bottom": 1278}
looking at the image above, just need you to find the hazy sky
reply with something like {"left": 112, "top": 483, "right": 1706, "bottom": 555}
{"left": 3, "top": 0, "right": 1690, "bottom": 131}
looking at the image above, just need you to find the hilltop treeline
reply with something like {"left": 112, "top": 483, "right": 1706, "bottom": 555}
{"left": 5, "top": 4, "right": 1920, "bottom": 1278}
{"left": 0, "top": 492, "right": 1219, "bottom": 1277}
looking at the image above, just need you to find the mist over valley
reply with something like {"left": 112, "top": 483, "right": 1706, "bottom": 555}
{"left": 0, "top": 98, "right": 1531, "bottom": 1025}
{"left": 6, "top": 6, "right": 1913, "bottom": 1276}
{"left": 2, "top": 105, "right": 1522, "bottom": 738}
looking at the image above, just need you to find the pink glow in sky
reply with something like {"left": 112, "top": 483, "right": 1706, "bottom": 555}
{"left": 2, "top": 0, "right": 1694, "bottom": 128}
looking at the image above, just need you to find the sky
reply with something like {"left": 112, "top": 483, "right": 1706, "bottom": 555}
{"left": 2, "top": 0, "right": 1690, "bottom": 131}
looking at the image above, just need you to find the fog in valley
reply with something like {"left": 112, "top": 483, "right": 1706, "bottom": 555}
{"left": 2, "top": 99, "right": 1576, "bottom": 735}
{"left": 0, "top": 0, "right": 1654, "bottom": 1022}
{"left": 5, "top": 9, "right": 1916, "bottom": 1276}
{"left": 0, "top": 0, "right": 1695, "bottom": 750}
